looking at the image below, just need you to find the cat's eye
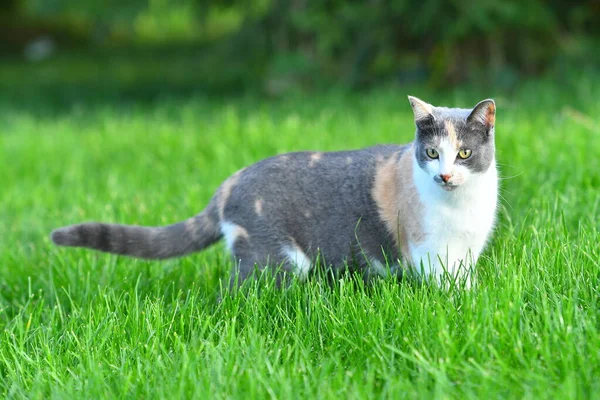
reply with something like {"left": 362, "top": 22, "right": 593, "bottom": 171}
{"left": 458, "top": 149, "right": 472, "bottom": 159}
{"left": 426, "top": 148, "right": 439, "bottom": 159}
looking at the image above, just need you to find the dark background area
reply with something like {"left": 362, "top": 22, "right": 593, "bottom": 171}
{"left": 0, "top": 0, "right": 599, "bottom": 100}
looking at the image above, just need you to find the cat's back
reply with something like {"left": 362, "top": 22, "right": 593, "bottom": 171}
{"left": 225, "top": 144, "right": 407, "bottom": 206}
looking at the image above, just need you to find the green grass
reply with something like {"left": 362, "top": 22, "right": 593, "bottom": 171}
{"left": 1, "top": 66, "right": 599, "bottom": 399}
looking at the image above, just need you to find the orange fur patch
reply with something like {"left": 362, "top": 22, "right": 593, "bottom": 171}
{"left": 218, "top": 170, "right": 242, "bottom": 219}
{"left": 255, "top": 198, "right": 263, "bottom": 216}
{"left": 486, "top": 102, "right": 496, "bottom": 127}
{"left": 231, "top": 224, "right": 249, "bottom": 243}
{"left": 372, "top": 147, "right": 424, "bottom": 259}
{"left": 444, "top": 120, "right": 460, "bottom": 150}
{"left": 309, "top": 152, "right": 322, "bottom": 167}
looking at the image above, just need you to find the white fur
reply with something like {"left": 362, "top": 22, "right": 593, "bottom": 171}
{"left": 438, "top": 138, "right": 458, "bottom": 177}
{"left": 283, "top": 246, "right": 312, "bottom": 279}
{"left": 220, "top": 221, "right": 241, "bottom": 252}
{"left": 410, "top": 144, "right": 498, "bottom": 288}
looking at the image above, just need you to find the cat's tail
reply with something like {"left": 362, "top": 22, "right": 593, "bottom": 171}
{"left": 50, "top": 206, "right": 222, "bottom": 260}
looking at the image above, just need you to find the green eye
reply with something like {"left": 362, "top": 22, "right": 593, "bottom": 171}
{"left": 426, "top": 148, "right": 439, "bottom": 159}
{"left": 458, "top": 149, "right": 472, "bottom": 159}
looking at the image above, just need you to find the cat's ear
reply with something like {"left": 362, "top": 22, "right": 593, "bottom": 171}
{"left": 407, "top": 95, "right": 434, "bottom": 126}
{"left": 467, "top": 99, "right": 495, "bottom": 132}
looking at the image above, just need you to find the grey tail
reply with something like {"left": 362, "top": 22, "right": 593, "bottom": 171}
{"left": 50, "top": 208, "right": 222, "bottom": 260}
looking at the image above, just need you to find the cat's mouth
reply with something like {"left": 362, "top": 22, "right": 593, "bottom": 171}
{"left": 433, "top": 176, "right": 459, "bottom": 191}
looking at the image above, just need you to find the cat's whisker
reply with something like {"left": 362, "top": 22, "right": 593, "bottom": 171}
{"left": 497, "top": 172, "right": 523, "bottom": 180}
{"left": 497, "top": 192, "right": 514, "bottom": 211}
{"left": 497, "top": 185, "right": 515, "bottom": 205}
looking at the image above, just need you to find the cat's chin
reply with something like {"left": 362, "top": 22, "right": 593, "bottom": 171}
{"left": 439, "top": 183, "right": 459, "bottom": 192}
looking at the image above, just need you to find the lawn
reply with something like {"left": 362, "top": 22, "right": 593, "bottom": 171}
{"left": 1, "top": 62, "right": 599, "bottom": 398}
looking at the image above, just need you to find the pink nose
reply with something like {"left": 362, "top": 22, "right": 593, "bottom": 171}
{"left": 440, "top": 174, "right": 452, "bottom": 183}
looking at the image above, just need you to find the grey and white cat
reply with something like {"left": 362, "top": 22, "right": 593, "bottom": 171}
{"left": 51, "top": 96, "right": 498, "bottom": 288}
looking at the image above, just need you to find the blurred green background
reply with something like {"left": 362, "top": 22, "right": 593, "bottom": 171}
{"left": 1, "top": 4, "right": 600, "bottom": 397}
{"left": 1, "top": 0, "right": 599, "bottom": 99}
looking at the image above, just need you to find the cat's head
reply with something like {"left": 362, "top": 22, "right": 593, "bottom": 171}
{"left": 408, "top": 96, "right": 496, "bottom": 191}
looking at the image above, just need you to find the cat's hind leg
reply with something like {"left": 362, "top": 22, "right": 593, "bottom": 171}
{"left": 227, "top": 235, "right": 309, "bottom": 290}
{"left": 220, "top": 220, "right": 313, "bottom": 289}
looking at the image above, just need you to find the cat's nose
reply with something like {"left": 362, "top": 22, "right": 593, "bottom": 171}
{"left": 439, "top": 174, "right": 452, "bottom": 183}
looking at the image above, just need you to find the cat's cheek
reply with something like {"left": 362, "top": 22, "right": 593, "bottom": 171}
{"left": 452, "top": 165, "right": 471, "bottom": 185}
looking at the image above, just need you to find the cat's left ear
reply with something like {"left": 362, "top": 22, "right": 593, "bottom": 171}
{"left": 467, "top": 99, "right": 495, "bottom": 133}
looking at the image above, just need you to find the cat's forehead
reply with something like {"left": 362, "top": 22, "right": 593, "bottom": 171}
{"left": 417, "top": 107, "right": 471, "bottom": 139}
{"left": 430, "top": 106, "right": 472, "bottom": 121}
{"left": 417, "top": 106, "right": 490, "bottom": 147}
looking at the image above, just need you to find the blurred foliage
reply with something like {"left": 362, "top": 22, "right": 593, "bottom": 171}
{"left": 0, "top": 0, "right": 599, "bottom": 91}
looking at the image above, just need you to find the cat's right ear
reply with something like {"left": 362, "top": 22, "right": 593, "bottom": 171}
{"left": 408, "top": 95, "right": 435, "bottom": 128}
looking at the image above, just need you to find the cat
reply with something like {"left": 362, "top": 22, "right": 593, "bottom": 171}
{"left": 51, "top": 96, "right": 498, "bottom": 289}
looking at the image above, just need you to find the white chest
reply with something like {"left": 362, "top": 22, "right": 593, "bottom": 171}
{"left": 409, "top": 160, "right": 498, "bottom": 281}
